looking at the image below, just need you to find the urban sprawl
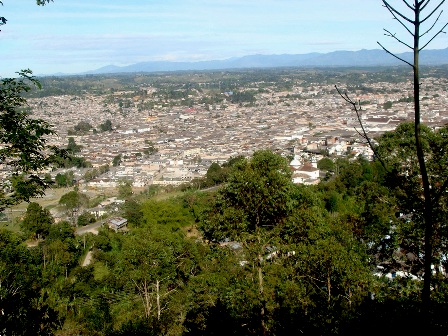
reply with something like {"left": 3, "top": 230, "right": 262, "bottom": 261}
{"left": 19, "top": 69, "right": 448, "bottom": 191}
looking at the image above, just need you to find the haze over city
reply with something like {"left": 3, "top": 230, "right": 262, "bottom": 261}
{"left": 2, "top": 0, "right": 448, "bottom": 77}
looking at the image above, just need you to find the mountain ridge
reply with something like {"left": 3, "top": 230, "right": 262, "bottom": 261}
{"left": 63, "top": 48, "right": 448, "bottom": 76}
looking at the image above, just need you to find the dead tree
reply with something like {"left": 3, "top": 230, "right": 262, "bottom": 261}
{"left": 379, "top": 0, "right": 447, "bottom": 308}
{"left": 339, "top": 0, "right": 447, "bottom": 308}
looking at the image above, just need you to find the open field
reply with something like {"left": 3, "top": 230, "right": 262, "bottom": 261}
{"left": 0, "top": 186, "right": 119, "bottom": 231}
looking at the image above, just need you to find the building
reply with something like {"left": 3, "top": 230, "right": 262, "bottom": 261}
{"left": 109, "top": 217, "right": 128, "bottom": 232}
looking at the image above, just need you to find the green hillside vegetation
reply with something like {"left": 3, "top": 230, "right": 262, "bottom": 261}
{"left": 2, "top": 124, "right": 448, "bottom": 335}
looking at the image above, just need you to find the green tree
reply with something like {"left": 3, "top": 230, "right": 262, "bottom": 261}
{"left": 112, "top": 154, "right": 122, "bottom": 167}
{"left": 98, "top": 221, "right": 202, "bottom": 333}
{"left": 376, "top": 123, "right": 448, "bottom": 278}
{"left": 59, "top": 190, "right": 89, "bottom": 223}
{"left": 122, "top": 199, "right": 143, "bottom": 227}
{"left": 200, "top": 150, "right": 294, "bottom": 334}
{"left": 66, "top": 137, "right": 82, "bottom": 154}
{"left": 141, "top": 198, "right": 194, "bottom": 229}
{"left": 205, "top": 162, "right": 225, "bottom": 186}
{"left": 383, "top": 101, "right": 393, "bottom": 109}
{"left": 0, "top": 70, "right": 63, "bottom": 210}
{"left": 54, "top": 173, "right": 67, "bottom": 187}
{"left": 21, "top": 202, "right": 54, "bottom": 239}
{"left": 201, "top": 150, "right": 293, "bottom": 241}
{"left": 73, "top": 121, "right": 92, "bottom": 134}
{"left": 324, "top": 190, "right": 342, "bottom": 214}
{"left": 317, "top": 157, "right": 335, "bottom": 171}
{"left": 99, "top": 119, "right": 112, "bottom": 132}
{"left": 144, "top": 140, "right": 158, "bottom": 155}
{"left": 117, "top": 179, "right": 133, "bottom": 200}
{"left": 0, "top": 229, "right": 57, "bottom": 335}
{"left": 42, "top": 221, "right": 79, "bottom": 278}
{"left": 284, "top": 212, "right": 372, "bottom": 333}
{"left": 77, "top": 211, "right": 96, "bottom": 226}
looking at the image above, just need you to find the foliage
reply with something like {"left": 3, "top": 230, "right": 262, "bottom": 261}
{"left": 143, "top": 140, "right": 158, "bottom": 156}
{"left": 229, "top": 90, "right": 257, "bottom": 104}
{"left": 183, "top": 156, "right": 246, "bottom": 190}
{"left": 0, "top": 70, "right": 64, "bottom": 210}
{"left": 375, "top": 122, "right": 448, "bottom": 276}
{"left": 59, "top": 190, "right": 89, "bottom": 210}
{"left": 68, "top": 121, "right": 93, "bottom": 135}
{"left": 383, "top": 101, "right": 393, "bottom": 109}
{"left": 113, "top": 154, "right": 122, "bottom": 167}
{"left": 204, "top": 162, "right": 224, "bottom": 186}
{"left": 21, "top": 202, "right": 54, "bottom": 239}
{"left": 0, "top": 229, "right": 58, "bottom": 335}
{"left": 317, "top": 157, "right": 335, "bottom": 171}
{"left": 0, "top": 146, "right": 445, "bottom": 333}
{"left": 117, "top": 179, "right": 133, "bottom": 200}
{"left": 99, "top": 119, "right": 112, "bottom": 132}
{"left": 141, "top": 198, "right": 194, "bottom": 230}
{"left": 201, "top": 150, "right": 293, "bottom": 241}
{"left": 197, "top": 150, "right": 373, "bottom": 334}
{"left": 83, "top": 164, "right": 109, "bottom": 182}
{"left": 122, "top": 199, "right": 144, "bottom": 227}
{"left": 55, "top": 171, "right": 75, "bottom": 187}
{"left": 59, "top": 190, "right": 89, "bottom": 224}
{"left": 66, "top": 137, "right": 82, "bottom": 154}
{"left": 77, "top": 211, "right": 96, "bottom": 226}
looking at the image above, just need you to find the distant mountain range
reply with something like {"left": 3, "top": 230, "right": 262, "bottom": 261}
{"left": 84, "top": 48, "right": 448, "bottom": 75}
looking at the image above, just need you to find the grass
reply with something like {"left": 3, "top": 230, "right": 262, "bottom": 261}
{"left": 0, "top": 216, "right": 22, "bottom": 233}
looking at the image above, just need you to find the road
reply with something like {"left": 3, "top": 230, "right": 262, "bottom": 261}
{"left": 75, "top": 219, "right": 107, "bottom": 235}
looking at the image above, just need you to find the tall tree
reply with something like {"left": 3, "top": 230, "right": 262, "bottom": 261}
{"left": 59, "top": 190, "right": 89, "bottom": 224}
{"left": 21, "top": 202, "right": 54, "bottom": 239}
{"left": 339, "top": 0, "right": 447, "bottom": 307}
{"left": 200, "top": 150, "right": 294, "bottom": 335}
{"left": 378, "top": 0, "right": 448, "bottom": 308}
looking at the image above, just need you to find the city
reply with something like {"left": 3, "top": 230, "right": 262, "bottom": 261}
{"left": 23, "top": 67, "right": 448, "bottom": 190}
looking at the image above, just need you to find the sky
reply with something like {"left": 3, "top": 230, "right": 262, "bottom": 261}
{"left": 1, "top": 0, "right": 448, "bottom": 77}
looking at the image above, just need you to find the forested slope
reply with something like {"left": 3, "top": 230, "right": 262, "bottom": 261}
{"left": 2, "top": 124, "right": 448, "bottom": 335}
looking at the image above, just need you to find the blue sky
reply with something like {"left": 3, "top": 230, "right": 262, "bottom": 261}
{"left": 1, "top": 0, "right": 447, "bottom": 76}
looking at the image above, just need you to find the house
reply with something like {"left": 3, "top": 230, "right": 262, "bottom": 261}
{"left": 108, "top": 217, "right": 128, "bottom": 232}
{"left": 89, "top": 207, "right": 108, "bottom": 219}
{"left": 292, "top": 162, "right": 320, "bottom": 185}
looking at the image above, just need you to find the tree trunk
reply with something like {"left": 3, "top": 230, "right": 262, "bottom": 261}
{"left": 258, "top": 260, "right": 267, "bottom": 336}
{"left": 156, "top": 279, "right": 161, "bottom": 321}
{"left": 411, "top": 0, "right": 433, "bottom": 308}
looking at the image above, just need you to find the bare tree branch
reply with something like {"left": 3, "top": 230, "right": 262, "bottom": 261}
{"left": 383, "top": 0, "right": 415, "bottom": 24}
{"left": 387, "top": 6, "right": 416, "bottom": 35}
{"left": 384, "top": 28, "right": 414, "bottom": 48}
{"left": 420, "top": 22, "right": 448, "bottom": 50}
{"left": 377, "top": 42, "right": 415, "bottom": 67}
{"left": 421, "top": 0, "right": 446, "bottom": 23}
{"left": 335, "top": 86, "right": 388, "bottom": 170}
{"left": 421, "top": 0, "right": 437, "bottom": 11}
{"left": 402, "top": 0, "right": 415, "bottom": 10}
{"left": 420, "top": 10, "right": 443, "bottom": 37}
{"left": 353, "top": 127, "right": 366, "bottom": 140}
{"left": 420, "top": 0, "right": 431, "bottom": 11}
